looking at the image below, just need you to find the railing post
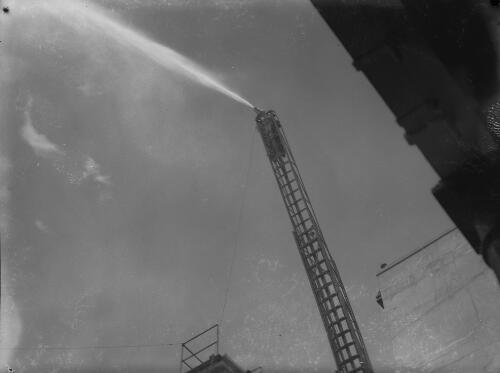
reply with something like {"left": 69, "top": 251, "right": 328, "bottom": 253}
{"left": 216, "top": 324, "right": 220, "bottom": 355}
{"left": 180, "top": 343, "right": 184, "bottom": 373}
{"left": 178, "top": 324, "right": 220, "bottom": 372}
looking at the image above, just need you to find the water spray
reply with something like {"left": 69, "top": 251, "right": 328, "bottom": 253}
{"left": 13, "top": 0, "right": 254, "bottom": 109}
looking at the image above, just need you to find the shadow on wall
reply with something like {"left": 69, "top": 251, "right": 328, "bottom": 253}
{"left": 376, "top": 229, "right": 500, "bottom": 373}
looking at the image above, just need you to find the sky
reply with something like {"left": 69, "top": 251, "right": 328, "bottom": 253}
{"left": 0, "top": 0, "right": 454, "bottom": 372}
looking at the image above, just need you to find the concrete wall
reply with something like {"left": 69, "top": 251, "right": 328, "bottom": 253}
{"left": 377, "top": 229, "right": 500, "bottom": 372}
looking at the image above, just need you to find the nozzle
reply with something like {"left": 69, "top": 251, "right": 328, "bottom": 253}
{"left": 253, "top": 106, "right": 263, "bottom": 114}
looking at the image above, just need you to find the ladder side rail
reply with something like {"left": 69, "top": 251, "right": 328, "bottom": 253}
{"left": 276, "top": 124, "right": 373, "bottom": 371}
{"left": 293, "top": 230, "right": 346, "bottom": 367}
{"left": 255, "top": 111, "right": 373, "bottom": 372}
{"left": 269, "top": 152, "right": 365, "bottom": 371}
{"left": 266, "top": 155, "right": 345, "bottom": 367}
{"left": 277, "top": 126, "right": 323, "bottom": 233}
{"left": 267, "top": 154, "right": 350, "bottom": 364}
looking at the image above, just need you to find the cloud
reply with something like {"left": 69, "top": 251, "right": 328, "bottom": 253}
{"left": 83, "top": 157, "right": 111, "bottom": 186}
{"left": 53, "top": 156, "right": 112, "bottom": 190}
{"left": 0, "top": 290, "right": 23, "bottom": 369}
{"left": 0, "top": 155, "right": 11, "bottom": 237}
{"left": 20, "top": 98, "right": 64, "bottom": 157}
{"left": 35, "top": 219, "right": 49, "bottom": 234}
{"left": 0, "top": 160, "right": 19, "bottom": 372}
{"left": 21, "top": 122, "right": 63, "bottom": 155}
{"left": 17, "top": 96, "right": 110, "bottom": 190}
{"left": 95, "top": 174, "right": 111, "bottom": 185}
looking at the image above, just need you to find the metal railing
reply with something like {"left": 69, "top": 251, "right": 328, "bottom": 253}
{"left": 179, "top": 324, "right": 219, "bottom": 373}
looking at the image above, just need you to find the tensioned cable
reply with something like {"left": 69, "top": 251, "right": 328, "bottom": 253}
{"left": 2, "top": 128, "right": 257, "bottom": 356}
{"left": 0, "top": 341, "right": 182, "bottom": 351}
{"left": 218, "top": 127, "right": 257, "bottom": 327}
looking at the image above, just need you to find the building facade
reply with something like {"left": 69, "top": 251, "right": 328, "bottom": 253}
{"left": 377, "top": 229, "right": 500, "bottom": 372}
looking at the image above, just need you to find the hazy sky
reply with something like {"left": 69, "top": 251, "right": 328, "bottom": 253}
{"left": 1, "top": 0, "right": 453, "bottom": 372}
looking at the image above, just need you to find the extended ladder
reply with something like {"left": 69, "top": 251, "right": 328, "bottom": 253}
{"left": 255, "top": 109, "right": 373, "bottom": 373}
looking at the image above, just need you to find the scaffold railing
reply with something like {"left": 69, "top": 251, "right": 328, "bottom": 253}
{"left": 180, "top": 324, "right": 219, "bottom": 373}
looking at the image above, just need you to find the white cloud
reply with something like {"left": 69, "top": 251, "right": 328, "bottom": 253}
{"left": 35, "top": 219, "right": 49, "bottom": 234}
{"left": 0, "top": 156, "right": 10, "bottom": 196}
{"left": 0, "top": 156, "right": 11, "bottom": 236}
{"left": 83, "top": 157, "right": 111, "bottom": 186}
{"left": 0, "top": 161, "right": 18, "bottom": 371}
{"left": 21, "top": 122, "right": 63, "bottom": 156}
{"left": 0, "top": 290, "right": 22, "bottom": 368}
{"left": 95, "top": 174, "right": 111, "bottom": 185}
{"left": 20, "top": 98, "right": 64, "bottom": 157}
{"left": 18, "top": 97, "right": 111, "bottom": 192}
{"left": 53, "top": 155, "right": 112, "bottom": 190}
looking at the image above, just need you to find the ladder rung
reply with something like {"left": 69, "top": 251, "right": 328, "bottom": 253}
{"left": 333, "top": 329, "right": 351, "bottom": 339}
{"left": 313, "top": 270, "right": 329, "bottom": 281}
{"left": 315, "top": 280, "right": 333, "bottom": 292}
{"left": 339, "top": 353, "right": 360, "bottom": 365}
{"left": 332, "top": 304, "right": 343, "bottom": 313}
{"left": 321, "top": 292, "right": 338, "bottom": 305}
{"left": 298, "top": 226, "right": 315, "bottom": 237}
{"left": 322, "top": 294, "right": 340, "bottom": 306}
{"left": 287, "top": 198, "right": 304, "bottom": 209}
{"left": 340, "top": 352, "right": 358, "bottom": 364}
{"left": 311, "top": 258, "right": 327, "bottom": 269}
{"left": 290, "top": 207, "right": 308, "bottom": 218}
{"left": 341, "top": 342, "right": 356, "bottom": 350}
{"left": 330, "top": 317, "right": 347, "bottom": 328}
{"left": 297, "top": 217, "right": 312, "bottom": 226}
{"left": 280, "top": 178, "right": 296, "bottom": 189}
{"left": 285, "top": 196, "right": 302, "bottom": 207}
{"left": 276, "top": 162, "right": 290, "bottom": 171}
{"left": 285, "top": 187, "right": 300, "bottom": 196}
{"left": 301, "top": 237, "right": 319, "bottom": 251}
{"left": 278, "top": 168, "right": 293, "bottom": 178}
{"left": 304, "top": 245, "right": 320, "bottom": 258}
